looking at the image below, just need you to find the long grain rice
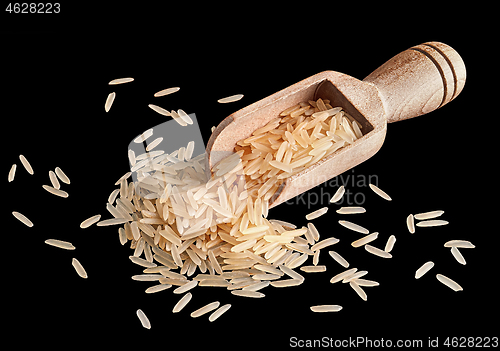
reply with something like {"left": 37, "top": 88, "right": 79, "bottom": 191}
{"left": 146, "top": 137, "right": 163, "bottom": 151}
{"left": 209, "top": 304, "right": 231, "bottom": 322}
{"left": 72, "top": 258, "right": 88, "bottom": 278}
{"left": 365, "top": 244, "right": 392, "bottom": 258}
{"left": 218, "top": 94, "right": 244, "bottom": 103}
{"left": 80, "top": 214, "right": 101, "bottom": 228}
{"left": 330, "top": 268, "right": 357, "bottom": 284}
{"left": 129, "top": 256, "right": 157, "bottom": 268}
{"left": 416, "top": 220, "right": 448, "bottom": 227}
{"left": 415, "top": 261, "right": 434, "bottom": 279}
{"left": 336, "top": 206, "right": 366, "bottom": 214}
{"left": 351, "top": 232, "right": 378, "bottom": 248}
{"left": 154, "top": 87, "right": 180, "bottom": 97}
{"left": 45, "top": 239, "right": 75, "bottom": 250}
{"left": 300, "top": 265, "right": 326, "bottom": 273}
{"left": 191, "top": 301, "right": 220, "bottom": 318}
{"left": 19, "top": 155, "right": 34, "bottom": 175}
{"left": 136, "top": 309, "right": 151, "bottom": 329}
{"left": 145, "top": 284, "right": 171, "bottom": 293}
{"left": 450, "top": 247, "right": 466, "bottom": 265}
{"left": 436, "top": 274, "right": 463, "bottom": 291}
{"left": 407, "top": 214, "right": 415, "bottom": 234}
{"left": 8, "top": 164, "right": 16, "bottom": 182}
{"left": 105, "top": 92, "right": 116, "bottom": 112}
{"left": 109, "top": 77, "right": 134, "bottom": 85}
{"left": 48, "top": 170, "right": 60, "bottom": 189}
{"left": 354, "top": 279, "right": 379, "bottom": 287}
{"left": 148, "top": 104, "right": 171, "bottom": 117}
{"left": 368, "top": 183, "right": 392, "bottom": 201}
{"left": 328, "top": 251, "right": 349, "bottom": 268}
{"left": 349, "top": 281, "right": 367, "bottom": 301}
{"left": 270, "top": 279, "right": 303, "bottom": 288}
{"left": 444, "top": 240, "right": 475, "bottom": 248}
{"left": 55, "top": 167, "right": 70, "bottom": 184}
{"left": 310, "top": 237, "right": 339, "bottom": 251}
{"left": 231, "top": 290, "right": 265, "bottom": 298}
{"left": 12, "top": 211, "right": 33, "bottom": 227}
{"left": 172, "top": 292, "right": 193, "bottom": 312}
{"left": 414, "top": 210, "right": 444, "bottom": 220}
{"left": 310, "top": 305, "right": 342, "bottom": 312}
{"left": 177, "top": 109, "right": 194, "bottom": 125}
{"left": 330, "top": 186, "right": 345, "bottom": 203}
{"left": 133, "top": 129, "right": 154, "bottom": 143}
{"left": 384, "top": 235, "right": 396, "bottom": 253}
{"left": 305, "top": 207, "right": 328, "bottom": 220}
{"left": 338, "top": 220, "right": 369, "bottom": 234}
{"left": 42, "top": 185, "right": 69, "bottom": 198}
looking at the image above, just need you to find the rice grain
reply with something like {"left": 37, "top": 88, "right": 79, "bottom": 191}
{"left": 436, "top": 274, "right": 463, "bottom": 291}
{"left": 351, "top": 232, "right": 378, "bottom": 248}
{"left": 368, "top": 183, "right": 392, "bottom": 201}
{"left": 407, "top": 214, "right": 415, "bottom": 234}
{"left": 12, "top": 211, "right": 33, "bottom": 227}
{"left": 109, "top": 77, "right": 134, "bottom": 85}
{"left": 415, "top": 261, "right": 434, "bottom": 279}
{"left": 330, "top": 186, "right": 345, "bottom": 203}
{"left": 105, "top": 92, "right": 116, "bottom": 112}
{"left": 55, "top": 167, "right": 70, "bottom": 184}
{"left": 80, "top": 214, "right": 101, "bottom": 228}
{"left": 310, "top": 305, "right": 342, "bottom": 312}
{"left": 148, "top": 104, "right": 171, "bottom": 117}
{"left": 136, "top": 309, "right": 151, "bottom": 329}
{"left": 384, "top": 235, "right": 396, "bottom": 253}
{"left": 328, "top": 251, "right": 349, "bottom": 268}
{"left": 169, "top": 291, "right": 192, "bottom": 312}
{"left": 336, "top": 206, "right": 366, "bottom": 214}
{"left": 416, "top": 220, "right": 449, "bottom": 227}
{"left": 450, "top": 247, "right": 466, "bottom": 265}
{"left": 444, "top": 240, "right": 475, "bottom": 248}
{"left": 338, "top": 220, "right": 369, "bottom": 234}
{"left": 19, "top": 155, "right": 34, "bottom": 175}
{"left": 231, "top": 290, "right": 265, "bottom": 298}
{"left": 305, "top": 207, "right": 328, "bottom": 220}
{"left": 8, "top": 164, "right": 16, "bottom": 182}
{"left": 45, "top": 239, "right": 75, "bottom": 250}
{"left": 349, "top": 281, "right": 367, "bottom": 301}
{"left": 42, "top": 185, "right": 69, "bottom": 198}
{"left": 414, "top": 210, "right": 444, "bottom": 220}
{"left": 191, "top": 301, "right": 220, "bottom": 318}
{"left": 48, "top": 171, "right": 60, "bottom": 189}
{"left": 209, "top": 304, "right": 231, "bottom": 322}
{"left": 154, "top": 87, "right": 180, "bottom": 97}
{"left": 365, "top": 244, "right": 392, "bottom": 258}
{"left": 72, "top": 258, "right": 88, "bottom": 278}
{"left": 217, "top": 94, "right": 244, "bottom": 103}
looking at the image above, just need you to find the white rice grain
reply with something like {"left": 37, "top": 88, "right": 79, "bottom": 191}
{"left": 136, "top": 309, "right": 151, "bottom": 329}
{"left": 384, "top": 235, "right": 396, "bottom": 253}
{"left": 177, "top": 109, "right": 194, "bottom": 125}
{"left": 310, "top": 237, "right": 340, "bottom": 251}
{"left": 133, "top": 128, "right": 154, "bottom": 143}
{"left": 55, "top": 167, "right": 70, "bottom": 184}
{"left": 109, "top": 77, "right": 134, "bottom": 85}
{"left": 354, "top": 279, "right": 380, "bottom": 287}
{"left": 48, "top": 170, "right": 60, "bottom": 190}
{"left": 450, "top": 247, "right": 466, "bottom": 265}
{"left": 173, "top": 280, "right": 198, "bottom": 294}
{"left": 105, "top": 92, "right": 116, "bottom": 112}
{"left": 414, "top": 210, "right": 444, "bottom": 220}
{"left": 305, "top": 207, "right": 328, "bottom": 220}
{"left": 365, "top": 244, "right": 392, "bottom": 258}
{"left": 270, "top": 279, "right": 303, "bottom": 288}
{"left": 217, "top": 94, "right": 244, "bottom": 103}
{"left": 351, "top": 232, "right": 378, "bottom": 248}
{"left": 330, "top": 268, "right": 357, "bottom": 284}
{"left": 129, "top": 256, "right": 157, "bottom": 268}
{"left": 8, "top": 164, "right": 16, "bottom": 182}
{"left": 80, "top": 214, "right": 101, "bottom": 228}
{"left": 19, "top": 155, "right": 34, "bottom": 175}
{"left": 191, "top": 301, "right": 220, "bottom": 318}
{"left": 154, "top": 87, "right": 180, "bottom": 97}
{"left": 300, "top": 265, "right": 326, "bottom": 273}
{"left": 415, "top": 261, "right": 434, "bottom": 279}
{"left": 45, "top": 239, "right": 75, "bottom": 250}
{"left": 42, "top": 185, "right": 69, "bottom": 198}
{"left": 12, "top": 211, "right": 33, "bottom": 227}
{"left": 231, "top": 290, "right": 265, "bottom": 298}
{"left": 328, "top": 251, "right": 349, "bottom": 268}
{"left": 148, "top": 104, "right": 171, "bottom": 117}
{"left": 146, "top": 137, "right": 163, "bottom": 151}
{"left": 416, "top": 220, "right": 449, "bottom": 227}
{"left": 444, "top": 240, "right": 475, "bottom": 249}
{"left": 436, "top": 274, "right": 463, "bottom": 291}
{"left": 336, "top": 206, "right": 366, "bottom": 214}
{"left": 368, "top": 183, "right": 392, "bottom": 201}
{"left": 96, "top": 218, "right": 129, "bottom": 226}
{"left": 407, "top": 214, "right": 415, "bottom": 234}
{"left": 310, "top": 305, "right": 342, "bottom": 312}
{"left": 145, "top": 284, "right": 171, "bottom": 293}
{"left": 349, "top": 281, "right": 367, "bottom": 301}
{"left": 209, "top": 304, "right": 231, "bottom": 322}
{"left": 72, "top": 258, "right": 88, "bottom": 278}
{"left": 172, "top": 292, "right": 193, "bottom": 313}
{"left": 330, "top": 186, "right": 345, "bottom": 203}
{"left": 338, "top": 220, "right": 369, "bottom": 234}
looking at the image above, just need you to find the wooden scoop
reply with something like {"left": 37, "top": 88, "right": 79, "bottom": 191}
{"left": 206, "top": 41, "right": 466, "bottom": 208}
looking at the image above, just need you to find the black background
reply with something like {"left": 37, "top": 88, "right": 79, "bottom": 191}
{"left": 2, "top": 6, "right": 496, "bottom": 349}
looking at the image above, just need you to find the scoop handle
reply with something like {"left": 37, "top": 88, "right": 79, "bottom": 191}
{"left": 363, "top": 41, "right": 466, "bottom": 123}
